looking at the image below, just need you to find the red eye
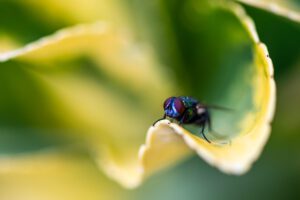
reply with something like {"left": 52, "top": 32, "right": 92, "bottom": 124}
{"left": 174, "top": 98, "right": 185, "bottom": 114}
{"left": 163, "top": 97, "right": 174, "bottom": 109}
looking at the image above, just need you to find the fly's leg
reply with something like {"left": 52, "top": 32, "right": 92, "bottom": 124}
{"left": 200, "top": 122, "right": 211, "bottom": 143}
{"left": 207, "top": 114, "right": 220, "bottom": 135}
{"left": 153, "top": 114, "right": 166, "bottom": 126}
{"left": 207, "top": 114, "right": 212, "bottom": 132}
{"left": 206, "top": 114, "right": 231, "bottom": 145}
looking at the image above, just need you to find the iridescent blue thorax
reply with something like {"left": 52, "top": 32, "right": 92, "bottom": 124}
{"left": 178, "top": 96, "right": 199, "bottom": 107}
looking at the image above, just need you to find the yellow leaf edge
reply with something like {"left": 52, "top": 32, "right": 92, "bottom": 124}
{"left": 136, "top": 2, "right": 276, "bottom": 188}
{"left": 0, "top": 21, "right": 109, "bottom": 62}
{"left": 236, "top": 0, "right": 300, "bottom": 23}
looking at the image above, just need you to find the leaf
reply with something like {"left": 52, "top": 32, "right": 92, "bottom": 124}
{"left": 0, "top": 22, "right": 176, "bottom": 188}
{"left": 138, "top": 1, "right": 275, "bottom": 184}
{"left": 22, "top": 0, "right": 131, "bottom": 26}
{"left": 0, "top": 151, "right": 126, "bottom": 200}
{"left": 0, "top": 0, "right": 133, "bottom": 49}
{"left": 236, "top": 0, "right": 300, "bottom": 23}
{"left": 0, "top": 1, "right": 275, "bottom": 189}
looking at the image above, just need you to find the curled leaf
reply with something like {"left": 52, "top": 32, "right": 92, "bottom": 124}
{"left": 138, "top": 1, "right": 276, "bottom": 184}
{"left": 237, "top": 0, "right": 300, "bottom": 23}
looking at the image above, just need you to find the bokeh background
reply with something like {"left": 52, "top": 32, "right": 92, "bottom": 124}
{"left": 0, "top": 0, "right": 299, "bottom": 200}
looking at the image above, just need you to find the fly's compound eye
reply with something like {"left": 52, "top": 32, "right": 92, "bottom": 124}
{"left": 163, "top": 97, "right": 175, "bottom": 110}
{"left": 163, "top": 97, "right": 185, "bottom": 118}
{"left": 173, "top": 98, "right": 185, "bottom": 115}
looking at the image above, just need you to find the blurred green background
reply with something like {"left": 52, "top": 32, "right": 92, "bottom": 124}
{"left": 0, "top": 0, "right": 300, "bottom": 200}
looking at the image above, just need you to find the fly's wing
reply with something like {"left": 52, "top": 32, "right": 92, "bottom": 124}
{"left": 197, "top": 103, "right": 234, "bottom": 112}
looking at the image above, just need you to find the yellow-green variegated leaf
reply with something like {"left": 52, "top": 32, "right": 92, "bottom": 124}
{"left": 0, "top": 151, "right": 126, "bottom": 200}
{"left": 22, "top": 0, "right": 131, "bottom": 26}
{"left": 141, "top": 42, "right": 275, "bottom": 175}
{"left": 0, "top": 0, "right": 133, "bottom": 52}
{"left": 237, "top": 0, "right": 300, "bottom": 23}
{"left": 0, "top": 22, "right": 176, "bottom": 188}
{"left": 0, "top": 1, "right": 276, "bottom": 189}
{"left": 138, "top": 1, "right": 275, "bottom": 184}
